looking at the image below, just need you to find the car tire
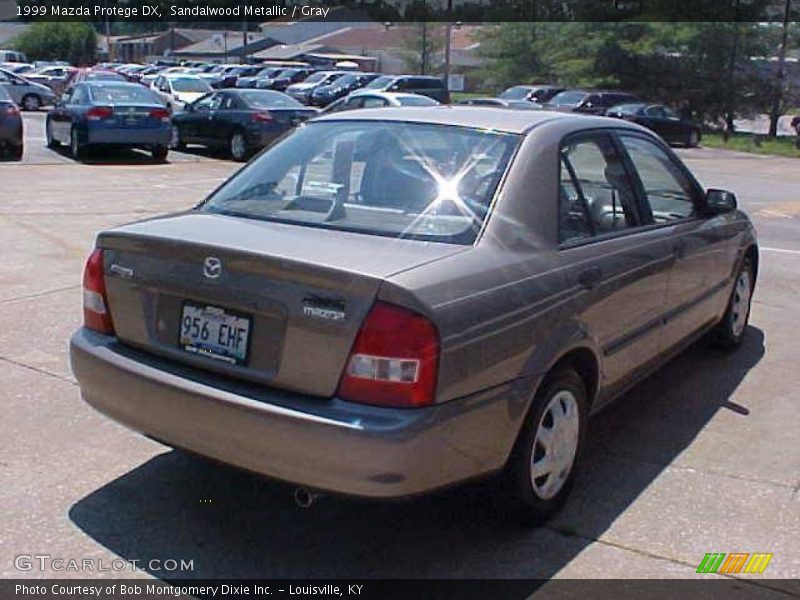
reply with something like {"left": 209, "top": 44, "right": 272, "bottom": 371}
{"left": 10, "top": 144, "right": 23, "bottom": 161}
{"left": 687, "top": 129, "right": 700, "bottom": 148}
{"left": 711, "top": 257, "right": 754, "bottom": 351}
{"left": 45, "top": 118, "right": 59, "bottom": 149}
{"left": 21, "top": 94, "right": 41, "bottom": 111}
{"left": 170, "top": 125, "right": 185, "bottom": 151}
{"left": 504, "top": 367, "right": 587, "bottom": 526}
{"left": 229, "top": 131, "right": 248, "bottom": 162}
{"left": 151, "top": 145, "right": 169, "bottom": 162}
{"left": 69, "top": 126, "right": 85, "bottom": 160}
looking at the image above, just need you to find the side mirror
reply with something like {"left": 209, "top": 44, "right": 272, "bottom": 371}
{"left": 705, "top": 189, "right": 737, "bottom": 214}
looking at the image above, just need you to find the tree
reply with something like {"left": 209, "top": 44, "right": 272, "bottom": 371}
{"left": 12, "top": 23, "right": 97, "bottom": 66}
{"left": 400, "top": 23, "right": 445, "bottom": 76}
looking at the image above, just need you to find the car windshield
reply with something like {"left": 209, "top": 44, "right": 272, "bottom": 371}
{"left": 365, "top": 76, "right": 394, "bottom": 89}
{"left": 334, "top": 74, "right": 358, "bottom": 86}
{"left": 201, "top": 121, "right": 519, "bottom": 244}
{"left": 257, "top": 68, "right": 281, "bottom": 78}
{"left": 240, "top": 90, "right": 302, "bottom": 108}
{"left": 612, "top": 103, "right": 643, "bottom": 114}
{"left": 397, "top": 96, "right": 438, "bottom": 106}
{"left": 499, "top": 86, "right": 531, "bottom": 100}
{"left": 89, "top": 84, "right": 160, "bottom": 104}
{"left": 170, "top": 77, "right": 212, "bottom": 92}
{"left": 552, "top": 91, "right": 588, "bottom": 105}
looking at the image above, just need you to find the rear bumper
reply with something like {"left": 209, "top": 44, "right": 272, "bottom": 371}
{"left": 86, "top": 127, "right": 171, "bottom": 146}
{"left": 70, "top": 329, "right": 523, "bottom": 498}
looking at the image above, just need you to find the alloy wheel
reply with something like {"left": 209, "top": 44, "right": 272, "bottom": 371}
{"left": 230, "top": 133, "right": 246, "bottom": 161}
{"left": 730, "top": 269, "right": 752, "bottom": 337}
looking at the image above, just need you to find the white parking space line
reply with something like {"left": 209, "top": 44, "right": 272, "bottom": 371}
{"left": 760, "top": 247, "right": 800, "bottom": 255}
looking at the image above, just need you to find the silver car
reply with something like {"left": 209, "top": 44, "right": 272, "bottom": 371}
{"left": 0, "top": 67, "right": 57, "bottom": 110}
{"left": 70, "top": 108, "right": 757, "bottom": 524}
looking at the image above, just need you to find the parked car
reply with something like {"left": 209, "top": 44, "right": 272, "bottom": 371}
{"left": 64, "top": 68, "right": 127, "bottom": 94}
{"left": 216, "top": 65, "right": 263, "bottom": 89}
{"left": 458, "top": 97, "right": 539, "bottom": 109}
{"left": 0, "top": 86, "right": 23, "bottom": 160}
{"left": 0, "top": 50, "right": 27, "bottom": 63}
{"left": 498, "top": 85, "right": 565, "bottom": 106}
{"left": 23, "top": 65, "right": 76, "bottom": 96}
{"left": 171, "top": 89, "right": 318, "bottom": 161}
{"left": 151, "top": 74, "right": 213, "bottom": 113}
{"left": 0, "top": 67, "right": 57, "bottom": 110}
{"left": 266, "top": 67, "right": 317, "bottom": 92}
{"left": 606, "top": 103, "right": 702, "bottom": 147}
{"left": 285, "top": 71, "right": 346, "bottom": 104}
{"left": 362, "top": 74, "right": 449, "bottom": 103}
{"left": 235, "top": 67, "right": 285, "bottom": 89}
{"left": 309, "top": 72, "right": 382, "bottom": 107}
{"left": 45, "top": 81, "right": 171, "bottom": 161}
{"left": 68, "top": 107, "right": 758, "bottom": 523}
{"left": 547, "top": 89, "right": 639, "bottom": 114}
{"left": 322, "top": 91, "right": 439, "bottom": 114}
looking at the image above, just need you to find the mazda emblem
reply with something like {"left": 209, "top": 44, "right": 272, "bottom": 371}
{"left": 203, "top": 257, "right": 222, "bottom": 279}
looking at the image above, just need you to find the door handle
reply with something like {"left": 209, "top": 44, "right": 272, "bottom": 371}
{"left": 577, "top": 266, "right": 603, "bottom": 290}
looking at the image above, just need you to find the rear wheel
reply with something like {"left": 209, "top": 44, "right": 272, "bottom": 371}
{"left": 21, "top": 94, "right": 41, "bottom": 111}
{"left": 69, "top": 126, "right": 86, "bottom": 160}
{"left": 151, "top": 145, "right": 169, "bottom": 162}
{"left": 229, "top": 131, "right": 248, "bottom": 162}
{"left": 712, "top": 257, "right": 754, "bottom": 351}
{"left": 10, "top": 144, "right": 23, "bottom": 161}
{"left": 504, "top": 368, "right": 587, "bottom": 525}
{"left": 687, "top": 129, "right": 700, "bottom": 148}
{"left": 45, "top": 118, "right": 59, "bottom": 149}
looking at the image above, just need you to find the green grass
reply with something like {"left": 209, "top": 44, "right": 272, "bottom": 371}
{"left": 450, "top": 91, "right": 486, "bottom": 102}
{"left": 702, "top": 132, "right": 800, "bottom": 158}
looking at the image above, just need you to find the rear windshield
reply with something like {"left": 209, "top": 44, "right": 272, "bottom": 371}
{"left": 499, "top": 86, "right": 531, "bottom": 100}
{"left": 170, "top": 77, "right": 211, "bottom": 92}
{"left": 89, "top": 85, "right": 160, "bottom": 104}
{"left": 365, "top": 76, "right": 394, "bottom": 89}
{"left": 239, "top": 90, "right": 302, "bottom": 108}
{"left": 397, "top": 96, "right": 438, "bottom": 106}
{"left": 201, "top": 121, "right": 519, "bottom": 244}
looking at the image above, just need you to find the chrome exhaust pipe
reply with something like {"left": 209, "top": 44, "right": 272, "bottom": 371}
{"left": 293, "top": 487, "right": 318, "bottom": 509}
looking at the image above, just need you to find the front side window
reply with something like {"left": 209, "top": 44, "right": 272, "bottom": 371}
{"left": 620, "top": 135, "right": 697, "bottom": 222}
{"left": 559, "top": 135, "right": 640, "bottom": 243}
{"left": 201, "top": 121, "right": 519, "bottom": 244}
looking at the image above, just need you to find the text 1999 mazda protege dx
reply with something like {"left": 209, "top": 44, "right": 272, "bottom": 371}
{"left": 70, "top": 107, "right": 757, "bottom": 523}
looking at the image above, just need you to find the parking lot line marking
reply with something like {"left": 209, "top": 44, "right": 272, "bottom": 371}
{"left": 760, "top": 247, "right": 800, "bottom": 255}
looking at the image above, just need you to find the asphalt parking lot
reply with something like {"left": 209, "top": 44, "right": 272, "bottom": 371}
{"left": 1, "top": 112, "right": 798, "bottom": 586}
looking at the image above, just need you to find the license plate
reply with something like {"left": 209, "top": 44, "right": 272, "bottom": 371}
{"left": 179, "top": 302, "right": 251, "bottom": 365}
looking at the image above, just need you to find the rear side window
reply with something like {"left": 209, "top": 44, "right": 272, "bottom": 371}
{"left": 619, "top": 135, "right": 698, "bottom": 222}
{"left": 559, "top": 135, "right": 640, "bottom": 243}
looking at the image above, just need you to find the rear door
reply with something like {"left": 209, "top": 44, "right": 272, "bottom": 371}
{"left": 557, "top": 131, "right": 675, "bottom": 390}
{"left": 617, "top": 132, "right": 736, "bottom": 349}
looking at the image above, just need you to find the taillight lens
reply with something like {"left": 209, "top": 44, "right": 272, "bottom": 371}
{"left": 250, "top": 111, "right": 273, "bottom": 123}
{"left": 337, "top": 302, "right": 439, "bottom": 408}
{"left": 150, "top": 107, "right": 170, "bottom": 122}
{"left": 4, "top": 104, "right": 19, "bottom": 116}
{"left": 82, "top": 248, "right": 114, "bottom": 334}
{"left": 87, "top": 106, "right": 113, "bottom": 120}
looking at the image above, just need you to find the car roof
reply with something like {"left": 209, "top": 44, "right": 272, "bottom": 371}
{"left": 81, "top": 80, "right": 142, "bottom": 88}
{"left": 312, "top": 105, "right": 637, "bottom": 134}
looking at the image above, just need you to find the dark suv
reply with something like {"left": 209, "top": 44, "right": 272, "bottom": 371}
{"left": 363, "top": 75, "right": 449, "bottom": 103}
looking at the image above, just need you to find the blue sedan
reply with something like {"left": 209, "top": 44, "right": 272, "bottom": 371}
{"left": 45, "top": 81, "right": 172, "bottom": 161}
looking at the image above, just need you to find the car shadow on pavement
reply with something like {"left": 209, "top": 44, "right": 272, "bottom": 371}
{"left": 69, "top": 327, "right": 765, "bottom": 579}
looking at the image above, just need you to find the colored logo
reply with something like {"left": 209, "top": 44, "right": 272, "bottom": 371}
{"left": 697, "top": 553, "right": 773, "bottom": 574}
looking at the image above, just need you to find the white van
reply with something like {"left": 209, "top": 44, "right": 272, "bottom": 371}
{"left": 0, "top": 50, "right": 28, "bottom": 64}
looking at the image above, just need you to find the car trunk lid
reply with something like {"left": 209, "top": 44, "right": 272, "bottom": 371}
{"left": 98, "top": 212, "right": 466, "bottom": 397}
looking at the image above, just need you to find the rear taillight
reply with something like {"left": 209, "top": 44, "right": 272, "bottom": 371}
{"left": 87, "top": 106, "right": 113, "bottom": 120}
{"left": 337, "top": 302, "right": 439, "bottom": 408}
{"left": 149, "top": 107, "right": 170, "bottom": 122}
{"left": 250, "top": 111, "right": 273, "bottom": 123}
{"left": 4, "top": 104, "right": 19, "bottom": 116}
{"left": 82, "top": 248, "right": 114, "bottom": 334}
